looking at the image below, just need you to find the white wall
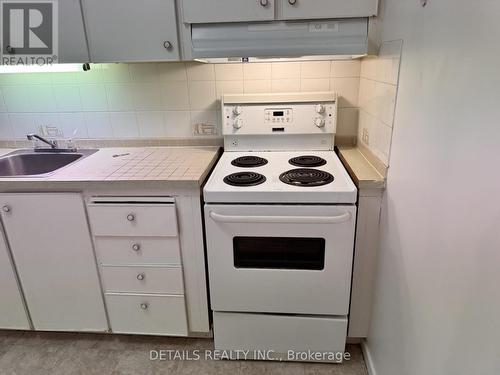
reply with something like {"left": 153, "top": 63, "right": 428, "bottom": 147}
{"left": 0, "top": 61, "right": 360, "bottom": 141}
{"left": 366, "top": 1, "right": 500, "bottom": 374}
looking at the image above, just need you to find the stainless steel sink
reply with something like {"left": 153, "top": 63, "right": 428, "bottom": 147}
{"left": 0, "top": 149, "right": 98, "bottom": 177}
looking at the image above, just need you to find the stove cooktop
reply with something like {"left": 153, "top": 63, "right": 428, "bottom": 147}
{"left": 204, "top": 151, "right": 357, "bottom": 204}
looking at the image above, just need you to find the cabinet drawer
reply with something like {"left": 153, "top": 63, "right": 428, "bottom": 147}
{"left": 106, "top": 293, "right": 188, "bottom": 336}
{"left": 95, "top": 237, "right": 181, "bottom": 265}
{"left": 101, "top": 266, "right": 184, "bottom": 294}
{"left": 88, "top": 204, "right": 177, "bottom": 237}
{"left": 214, "top": 312, "right": 347, "bottom": 361}
{"left": 182, "top": 0, "right": 275, "bottom": 23}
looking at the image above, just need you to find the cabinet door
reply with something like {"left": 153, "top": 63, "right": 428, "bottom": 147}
{"left": 82, "top": 0, "right": 180, "bottom": 62}
{"left": 0, "top": 193, "right": 108, "bottom": 332}
{"left": 0, "top": 229, "right": 30, "bottom": 330}
{"left": 181, "top": 0, "right": 275, "bottom": 23}
{"left": 281, "top": 0, "right": 378, "bottom": 20}
{"left": 58, "top": 0, "right": 90, "bottom": 63}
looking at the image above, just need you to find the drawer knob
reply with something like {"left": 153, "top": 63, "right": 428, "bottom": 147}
{"left": 288, "top": 0, "right": 297, "bottom": 5}
{"left": 259, "top": 0, "right": 269, "bottom": 6}
{"left": 132, "top": 243, "right": 141, "bottom": 252}
{"left": 140, "top": 303, "right": 149, "bottom": 310}
{"left": 137, "top": 273, "right": 145, "bottom": 281}
{"left": 2, "top": 205, "right": 11, "bottom": 213}
{"left": 127, "top": 213, "right": 135, "bottom": 222}
{"left": 163, "top": 41, "right": 173, "bottom": 50}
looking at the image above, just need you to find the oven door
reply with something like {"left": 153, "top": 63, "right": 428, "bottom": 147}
{"left": 204, "top": 204, "right": 356, "bottom": 316}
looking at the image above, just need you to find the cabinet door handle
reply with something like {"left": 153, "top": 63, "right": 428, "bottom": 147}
{"left": 127, "top": 213, "right": 135, "bottom": 222}
{"left": 5, "top": 45, "right": 15, "bottom": 54}
{"left": 163, "top": 41, "right": 173, "bottom": 51}
{"left": 132, "top": 243, "right": 141, "bottom": 252}
{"left": 137, "top": 273, "right": 145, "bottom": 281}
{"left": 2, "top": 205, "right": 11, "bottom": 213}
{"left": 140, "top": 303, "right": 149, "bottom": 310}
{"left": 259, "top": 0, "right": 269, "bottom": 7}
{"left": 288, "top": 0, "right": 297, "bottom": 5}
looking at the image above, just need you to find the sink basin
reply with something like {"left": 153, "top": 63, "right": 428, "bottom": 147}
{"left": 0, "top": 149, "right": 98, "bottom": 177}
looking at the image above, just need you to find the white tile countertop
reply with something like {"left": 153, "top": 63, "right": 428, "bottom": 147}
{"left": 0, "top": 147, "right": 221, "bottom": 189}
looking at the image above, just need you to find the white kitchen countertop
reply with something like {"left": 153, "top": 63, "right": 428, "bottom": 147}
{"left": 0, "top": 147, "right": 221, "bottom": 189}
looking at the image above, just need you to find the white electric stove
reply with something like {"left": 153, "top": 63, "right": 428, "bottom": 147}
{"left": 203, "top": 92, "right": 357, "bottom": 362}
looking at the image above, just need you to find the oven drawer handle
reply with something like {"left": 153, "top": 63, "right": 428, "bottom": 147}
{"left": 209, "top": 211, "right": 351, "bottom": 224}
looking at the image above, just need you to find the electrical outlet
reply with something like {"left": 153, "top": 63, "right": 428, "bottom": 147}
{"left": 193, "top": 123, "right": 217, "bottom": 136}
{"left": 362, "top": 128, "right": 370, "bottom": 145}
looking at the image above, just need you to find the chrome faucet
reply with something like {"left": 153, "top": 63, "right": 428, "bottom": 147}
{"left": 27, "top": 134, "right": 58, "bottom": 149}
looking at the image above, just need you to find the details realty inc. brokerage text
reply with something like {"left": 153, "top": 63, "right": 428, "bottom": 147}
{"left": 150, "top": 349, "right": 351, "bottom": 362}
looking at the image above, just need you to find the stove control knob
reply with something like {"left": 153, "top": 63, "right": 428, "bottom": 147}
{"left": 314, "top": 117, "right": 325, "bottom": 128}
{"left": 233, "top": 118, "right": 243, "bottom": 129}
{"left": 233, "top": 106, "right": 243, "bottom": 116}
{"left": 315, "top": 104, "right": 326, "bottom": 114}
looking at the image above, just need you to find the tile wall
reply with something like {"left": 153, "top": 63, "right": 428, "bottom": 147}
{"left": 357, "top": 40, "right": 403, "bottom": 166}
{"left": 0, "top": 60, "right": 361, "bottom": 143}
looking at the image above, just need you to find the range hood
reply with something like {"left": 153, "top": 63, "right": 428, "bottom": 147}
{"left": 189, "top": 18, "right": 370, "bottom": 62}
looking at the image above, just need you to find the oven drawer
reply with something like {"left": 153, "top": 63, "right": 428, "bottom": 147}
{"left": 205, "top": 204, "right": 356, "bottom": 315}
{"left": 95, "top": 237, "right": 181, "bottom": 265}
{"left": 87, "top": 202, "right": 177, "bottom": 237}
{"left": 101, "top": 266, "right": 184, "bottom": 294}
{"left": 106, "top": 293, "right": 188, "bottom": 336}
{"left": 213, "top": 312, "right": 347, "bottom": 362}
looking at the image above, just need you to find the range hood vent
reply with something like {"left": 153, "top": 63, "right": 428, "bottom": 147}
{"left": 191, "top": 18, "right": 369, "bottom": 60}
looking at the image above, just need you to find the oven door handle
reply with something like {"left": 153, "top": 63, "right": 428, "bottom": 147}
{"left": 209, "top": 211, "right": 351, "bottom": 224}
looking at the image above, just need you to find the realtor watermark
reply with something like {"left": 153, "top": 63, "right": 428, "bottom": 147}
{"left": 150, "top": 349, "right": 351, "bottom": 363}
{"left": 0, "top": 0, "right": 58, "bottom": 66}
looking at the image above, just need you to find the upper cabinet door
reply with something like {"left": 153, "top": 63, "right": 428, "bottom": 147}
{"left": 181, "top": 0, "right": 275, "bottom": 23}
{"left": 280, "top": 0, "right": 378, "bottom": 19}
{"left": 58, "top": 0, "right": 90, "bottom": 63}
{"left": 82, "top": 0, "right": 180, "bottom": 62}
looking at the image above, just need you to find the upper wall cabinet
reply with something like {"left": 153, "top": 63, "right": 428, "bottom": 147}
{"left": 82, "top": 0, "right": 180, "bottom": 62}
{"left": 280, "top": 0, "right": 378, "bottom": 19}
{"left": 181, "top": 0, "right": 275, "bottom": 23}
{"left": 58, "top": 0, "right": 90, "bottom": 63}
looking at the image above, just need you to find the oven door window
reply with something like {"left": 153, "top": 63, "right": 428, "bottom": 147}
{"left": 233, "top": 237, "right": 325, "bottom": 270}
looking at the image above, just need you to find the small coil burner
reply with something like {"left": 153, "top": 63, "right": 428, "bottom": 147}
{"left": 231, "top": 156, "right": 268, "bottom": 168}
{"left": 280, "top": 168, "right": 334, "bottom": 187}
{"left": 289, "top": 155, "right": 327, "bottom": 167}
{"left": 224, "top": 172, "right": 266, "bottom": 187}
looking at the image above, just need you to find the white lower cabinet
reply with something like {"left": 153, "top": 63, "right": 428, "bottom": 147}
{"left": 88, "top": 197, "right": 189, "bottom": 336}
{"left": 0, "top": 229, "right": 30, "bottom": 330}
{"left": 0, "top": 193, "right": 108, "bottom": 332}
{"left": 106, "top": 294, "right": 188, "bottom": 336}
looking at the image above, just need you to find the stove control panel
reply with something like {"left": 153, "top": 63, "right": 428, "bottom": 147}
{"left": 223, "top": 102, "right": 336, "bottom": 135}
{"left": 264, "top": 108, "right": 293, "bottom": 124}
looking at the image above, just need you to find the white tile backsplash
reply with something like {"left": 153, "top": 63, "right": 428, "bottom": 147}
{"left": 215, "top": 64, "right": 244, "bottom": 81}
{"left": 84, "top": 112, "right": 113, "bottom": 139}
{"left": 162, "top": 81, "right": 190, "bottom": 110}
{"left": 137, "top": 111, "right": 166, "bottom": 138}
{"left": 110, "top": 112, "right": 139, "bottom": 138}
{"left": 0, "top": 60, "right": 364, "bottom": 141}
{"left": 2, "top": 86, "right": 32, "bottom": 112}
{"left": 243, "top": 63, "right": 272, "bottom": 80}
{"left": 271, "top": 79, "right": 301, "bottom": 93}
{"left": 358, "top": 40, "right": 403, "bottom": 167}
{"left": 188, "top": 81, "right": 217, "bottom": 110}
{"left": 80, "top": 84, "right": 108, "bottom": 111}
{"left": 54, "top": 85, "right": 82, "bottom": 112}
{"left": 8, "top": 113, "right": 36, "bottom": 138}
